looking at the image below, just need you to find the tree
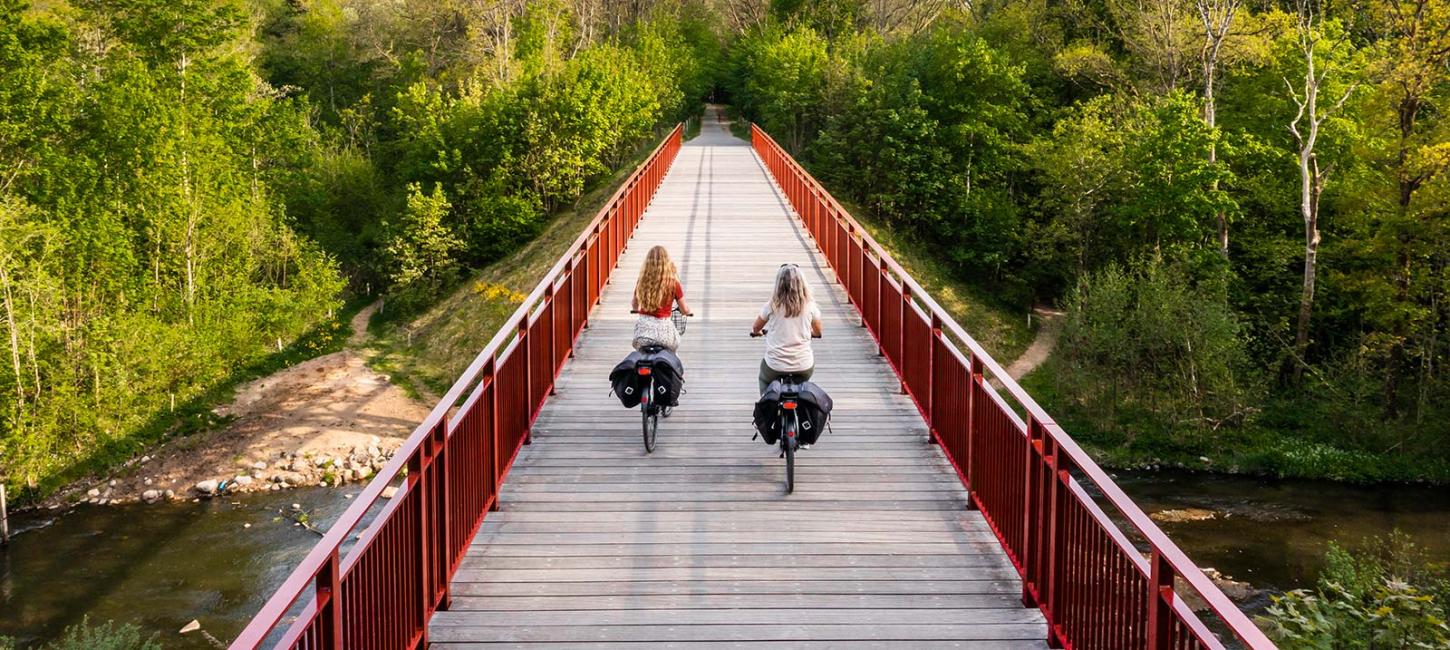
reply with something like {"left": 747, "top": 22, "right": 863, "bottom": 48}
{"left": 1283, "top": 1, "right": 1357, "bottom": 383}
{"left": 384, "top": 182, "right": 463, "bottom": 299}
{"left": 741, "top": 27, "right": 830, "bottom": 152}
{"left": 1195, "top": 0, "right": 1244, "bottom": 257}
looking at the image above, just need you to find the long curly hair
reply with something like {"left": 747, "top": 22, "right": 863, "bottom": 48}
{"left": 771, "top": 264, "right": 812, "bottom": 318}
{"left": 634, "top": 246, "right": 678, "bottom": 313}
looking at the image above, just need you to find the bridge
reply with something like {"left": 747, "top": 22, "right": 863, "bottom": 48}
{"left": 232, "top": 109, "right": 1275, "bottom": 649}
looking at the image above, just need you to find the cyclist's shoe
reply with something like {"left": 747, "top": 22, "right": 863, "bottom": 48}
{"left": 801, "top": 444, "right": 812, "bottom": 450}
{"left": 661, "top": 406, "right": 674, "bottom": 418}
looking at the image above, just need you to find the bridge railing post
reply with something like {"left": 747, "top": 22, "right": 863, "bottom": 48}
{"left": 927, "top": 313, "right": 941, "bottom": 445}
{"left": 877, "top": 259, "right": 888, "bottom": 357}
{"left": 966, "top": 355, "right": 983, "bottom": 505}
{"left": 318, "top": 550, "right": 342, "bottom": 650}
{"left": 517, "top": 318, "right": 531, "bottom": 445}
{"left": 1021, "top": 416, "right": 1045, "bottom": 609}
{"left": 484, "top": 356, "right": 501, "bottom": 512}
{"left": 545, "top": 285, "right": 557, "bottom": 396}
{"left": 1146, "top": 549, "right": 1175, "bottom": 650}
{"left": 898, "top": 285, "right": 911, "bottom": 396}
{"left": 1044, "top": 436, "right": 1066, "bottom": 648}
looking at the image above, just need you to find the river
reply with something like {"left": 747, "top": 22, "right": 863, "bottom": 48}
{"left": 0, "top": 487, "right": 369, "bottom": 648}
{"left": 1, "top": 474, "right": 1446, "bottom": 647}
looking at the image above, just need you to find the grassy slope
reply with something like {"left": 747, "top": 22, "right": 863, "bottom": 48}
{"left": 369, "top": 132, "right": 675, "bottom": 398}
{"left": 832, "top": 200, "right": 1036, "bottom": 363}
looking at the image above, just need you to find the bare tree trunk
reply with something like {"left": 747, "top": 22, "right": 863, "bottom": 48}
{"left": 1285, "top": 0, "right": 1354, "bottom": 383}
{"left": 179, "top": 50, "right": 196, "bottom": 326}
{"left": 0, "top": 265, "right": 24, "bottom": 404}
{"left": 1196, "top": 0, "right": 1240, "bottom": 258}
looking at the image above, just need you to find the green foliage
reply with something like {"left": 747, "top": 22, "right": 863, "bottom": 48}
{"left": 725, "top": 0, "right": 1450, "bottom": 481}
{"left": 1053, "top": 259, "right": 1257, "bottom": 444}
{"left": 42, "top": 617, "right": 161, "bottom": 650}
{"left": 1264, "top": 533, "right": 1450, "bottom": 648}
{"left": 0, "top": 0, "right": 345, "bottom": 500}
{"left": 1, "top": 0, "right": 709, "bottom": 502}
{"left": 384, "top": 183, "right": 463, "bottom": 310}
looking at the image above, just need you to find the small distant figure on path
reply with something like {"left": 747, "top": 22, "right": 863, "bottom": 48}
{"left": 631, "top": 245, "right": 692, "bottom": 352}
{"left": 751, "top": 263, "right": 823, "bottom": 393}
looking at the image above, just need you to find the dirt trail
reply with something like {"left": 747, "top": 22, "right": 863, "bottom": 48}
{"left": 1005, "top": 308, "right": 1065, "bottom": 381}
{"left": 59, "top": 299, "right": 429, "bottom": 506}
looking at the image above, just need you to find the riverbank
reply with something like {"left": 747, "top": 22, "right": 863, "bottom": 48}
{"left": 1018, "top": 356, "right": 1450, "bottom": 486}
{"left": 31, "top": 302, "right": 429, "bottom": 511}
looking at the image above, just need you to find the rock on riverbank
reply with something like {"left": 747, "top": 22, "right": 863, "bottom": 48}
{"left": 47, "top": 348, "right": 428, "bottom": 508}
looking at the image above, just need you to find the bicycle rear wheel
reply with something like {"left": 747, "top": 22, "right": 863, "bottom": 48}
{"left": 782, "top": 413, "right": 795, "bottom": 494}
{"left": 642, "top": 379, "right": 659, "bottom": 453}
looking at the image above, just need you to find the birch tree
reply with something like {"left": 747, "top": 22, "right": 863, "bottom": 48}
{"left": 1283, "top": 0, "right": 1356, "bottom": 382}
{"left": 1195, "top": 0, "right": 1243, "bottom": 257}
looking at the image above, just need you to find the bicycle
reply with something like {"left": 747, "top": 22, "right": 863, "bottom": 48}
{"left": 627, "top": 308, "right": 690, "bottom": 453}
{"left": 750, "top": 329, "right": 822, "bottom": 494}
{"left": 632, "top": 346, "right": 665, "bottom": 453}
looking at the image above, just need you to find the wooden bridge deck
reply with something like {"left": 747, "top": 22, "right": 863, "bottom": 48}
{"left": 428, "top": 117, "right": 1048, "bottom": 648}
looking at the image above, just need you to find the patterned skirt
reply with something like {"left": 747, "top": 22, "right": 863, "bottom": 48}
{"left": 632, "top": 315, "right": 680, "bottom": 352}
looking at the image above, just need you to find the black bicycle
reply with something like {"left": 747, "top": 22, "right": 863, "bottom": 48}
{"left": 633, "top": 347, "right": 664, "bottom": 453}
{"left": 772, "top": 375, "right": 811, "bottom": 493}
{"left": 627, "top": 308, "right": 689, "bottom": 453}
{"left": 750, "top": 330, "right": 822, "bottom": 494}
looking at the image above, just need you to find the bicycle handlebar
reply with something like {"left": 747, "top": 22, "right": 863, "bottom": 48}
{"left": 750, "top": 329, "right": 822, "bottom": 339}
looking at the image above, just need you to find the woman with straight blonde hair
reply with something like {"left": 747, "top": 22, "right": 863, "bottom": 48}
{"left": 750, "top": 263, "right": 823, "bottom": 393}
{"left": 631, "top": 245, "right": 692, "bottom": 351}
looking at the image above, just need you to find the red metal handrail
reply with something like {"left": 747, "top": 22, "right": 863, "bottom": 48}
{"left": 231, "top": 124, "right": 684, "bottom": 650}
{"left": 751, "top": 124, "right": 1275, "bottom": 650}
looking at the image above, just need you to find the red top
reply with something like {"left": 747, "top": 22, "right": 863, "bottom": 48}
{"left": 642, "top": 282, "right": 683, "bottom": 319}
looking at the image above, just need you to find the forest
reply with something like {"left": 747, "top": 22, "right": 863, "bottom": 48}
{"left": 2, "top": 0, "right": 1448, "bottom": 502}
{"left": 722, "top": 0, "right": 1450, "bottom": 482}
{"left": 0, "top": 0, "right": 717, "bottom": 501}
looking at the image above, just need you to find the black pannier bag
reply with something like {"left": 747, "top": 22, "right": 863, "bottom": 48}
{"left": 753, "top": 379, "right": 833, "bottom": 445}
{"left": 608, "top": 348, "right": 685, "bottom": 408}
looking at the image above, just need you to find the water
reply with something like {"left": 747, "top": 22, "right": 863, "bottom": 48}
{"left": 1114, "top": 471, "right": 1450, "bottom": 612}
{"left": 1, "top": 474, "right": 1446, "bottom": 647}
{"left": 0, "top": 488, "right": 362, "bottom": 648}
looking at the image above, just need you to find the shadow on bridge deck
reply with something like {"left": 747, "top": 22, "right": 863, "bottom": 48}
{"left": 428, "top": 112, "right": 1048, "bottom": 648}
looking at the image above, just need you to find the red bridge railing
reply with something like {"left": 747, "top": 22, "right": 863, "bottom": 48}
{"left": 751, "top": 124, "right": 1275, "bottom": 650}
{"left": 231, "top": 124, "right": 684, "bottom": 650}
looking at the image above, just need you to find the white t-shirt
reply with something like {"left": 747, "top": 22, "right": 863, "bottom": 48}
{"left": 760, "top": 300, "right": 822, "bottom": 373}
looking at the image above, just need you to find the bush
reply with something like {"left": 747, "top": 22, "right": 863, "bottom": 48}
{"left": 1263, "top": 533, "right": 1450, "bottom": 648}
{"left": 42, "top": 618, "right": 161, "bottom": 650}
{"left": 1054, "top": 259, "right": 1259, "bottom": 445}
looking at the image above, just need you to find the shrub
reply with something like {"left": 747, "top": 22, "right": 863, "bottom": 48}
{"left": 1055, "top": 258, "right": 1259, "bottom": 445}
{"left": 43, "top": 618, "right": 161, "bottom": 650}
{"left": 1263, "top": 533, "right": 1450, "bottom": 648}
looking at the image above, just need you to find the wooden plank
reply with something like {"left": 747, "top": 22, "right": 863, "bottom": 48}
{"left": 427, "top": 624, "right": 1049, "bottom": 643}
{"left": 456, "top": 553, "right": 1012, "bottom": 571}
{"left": 446, "top": 593, "right": 1023, "bottom": 611}
{"left": 433, "top": 642, "right": 1049, "bottom": 649}
{"left": 429, "top": 116, "right": 1043, "bottom": 648}
{"left": 431, "top": 608, "right": 1046, "bottom": 626}
{"left": 449, "top": 579, "right": 1025, "bottom": 597}
{"left": 469, "top": 543, "right": 1003, "bottom": 557}
{"left": 451, "top": 567, "right": 1023, "bottom": 583}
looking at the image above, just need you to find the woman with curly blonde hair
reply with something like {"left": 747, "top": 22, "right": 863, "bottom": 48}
{"left": 631, "top": 246, "right": 692, "bottom": 351}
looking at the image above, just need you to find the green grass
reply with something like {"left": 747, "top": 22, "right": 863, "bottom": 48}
{"left": 369, "top": 135, "right": 667, "bottom": 398}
